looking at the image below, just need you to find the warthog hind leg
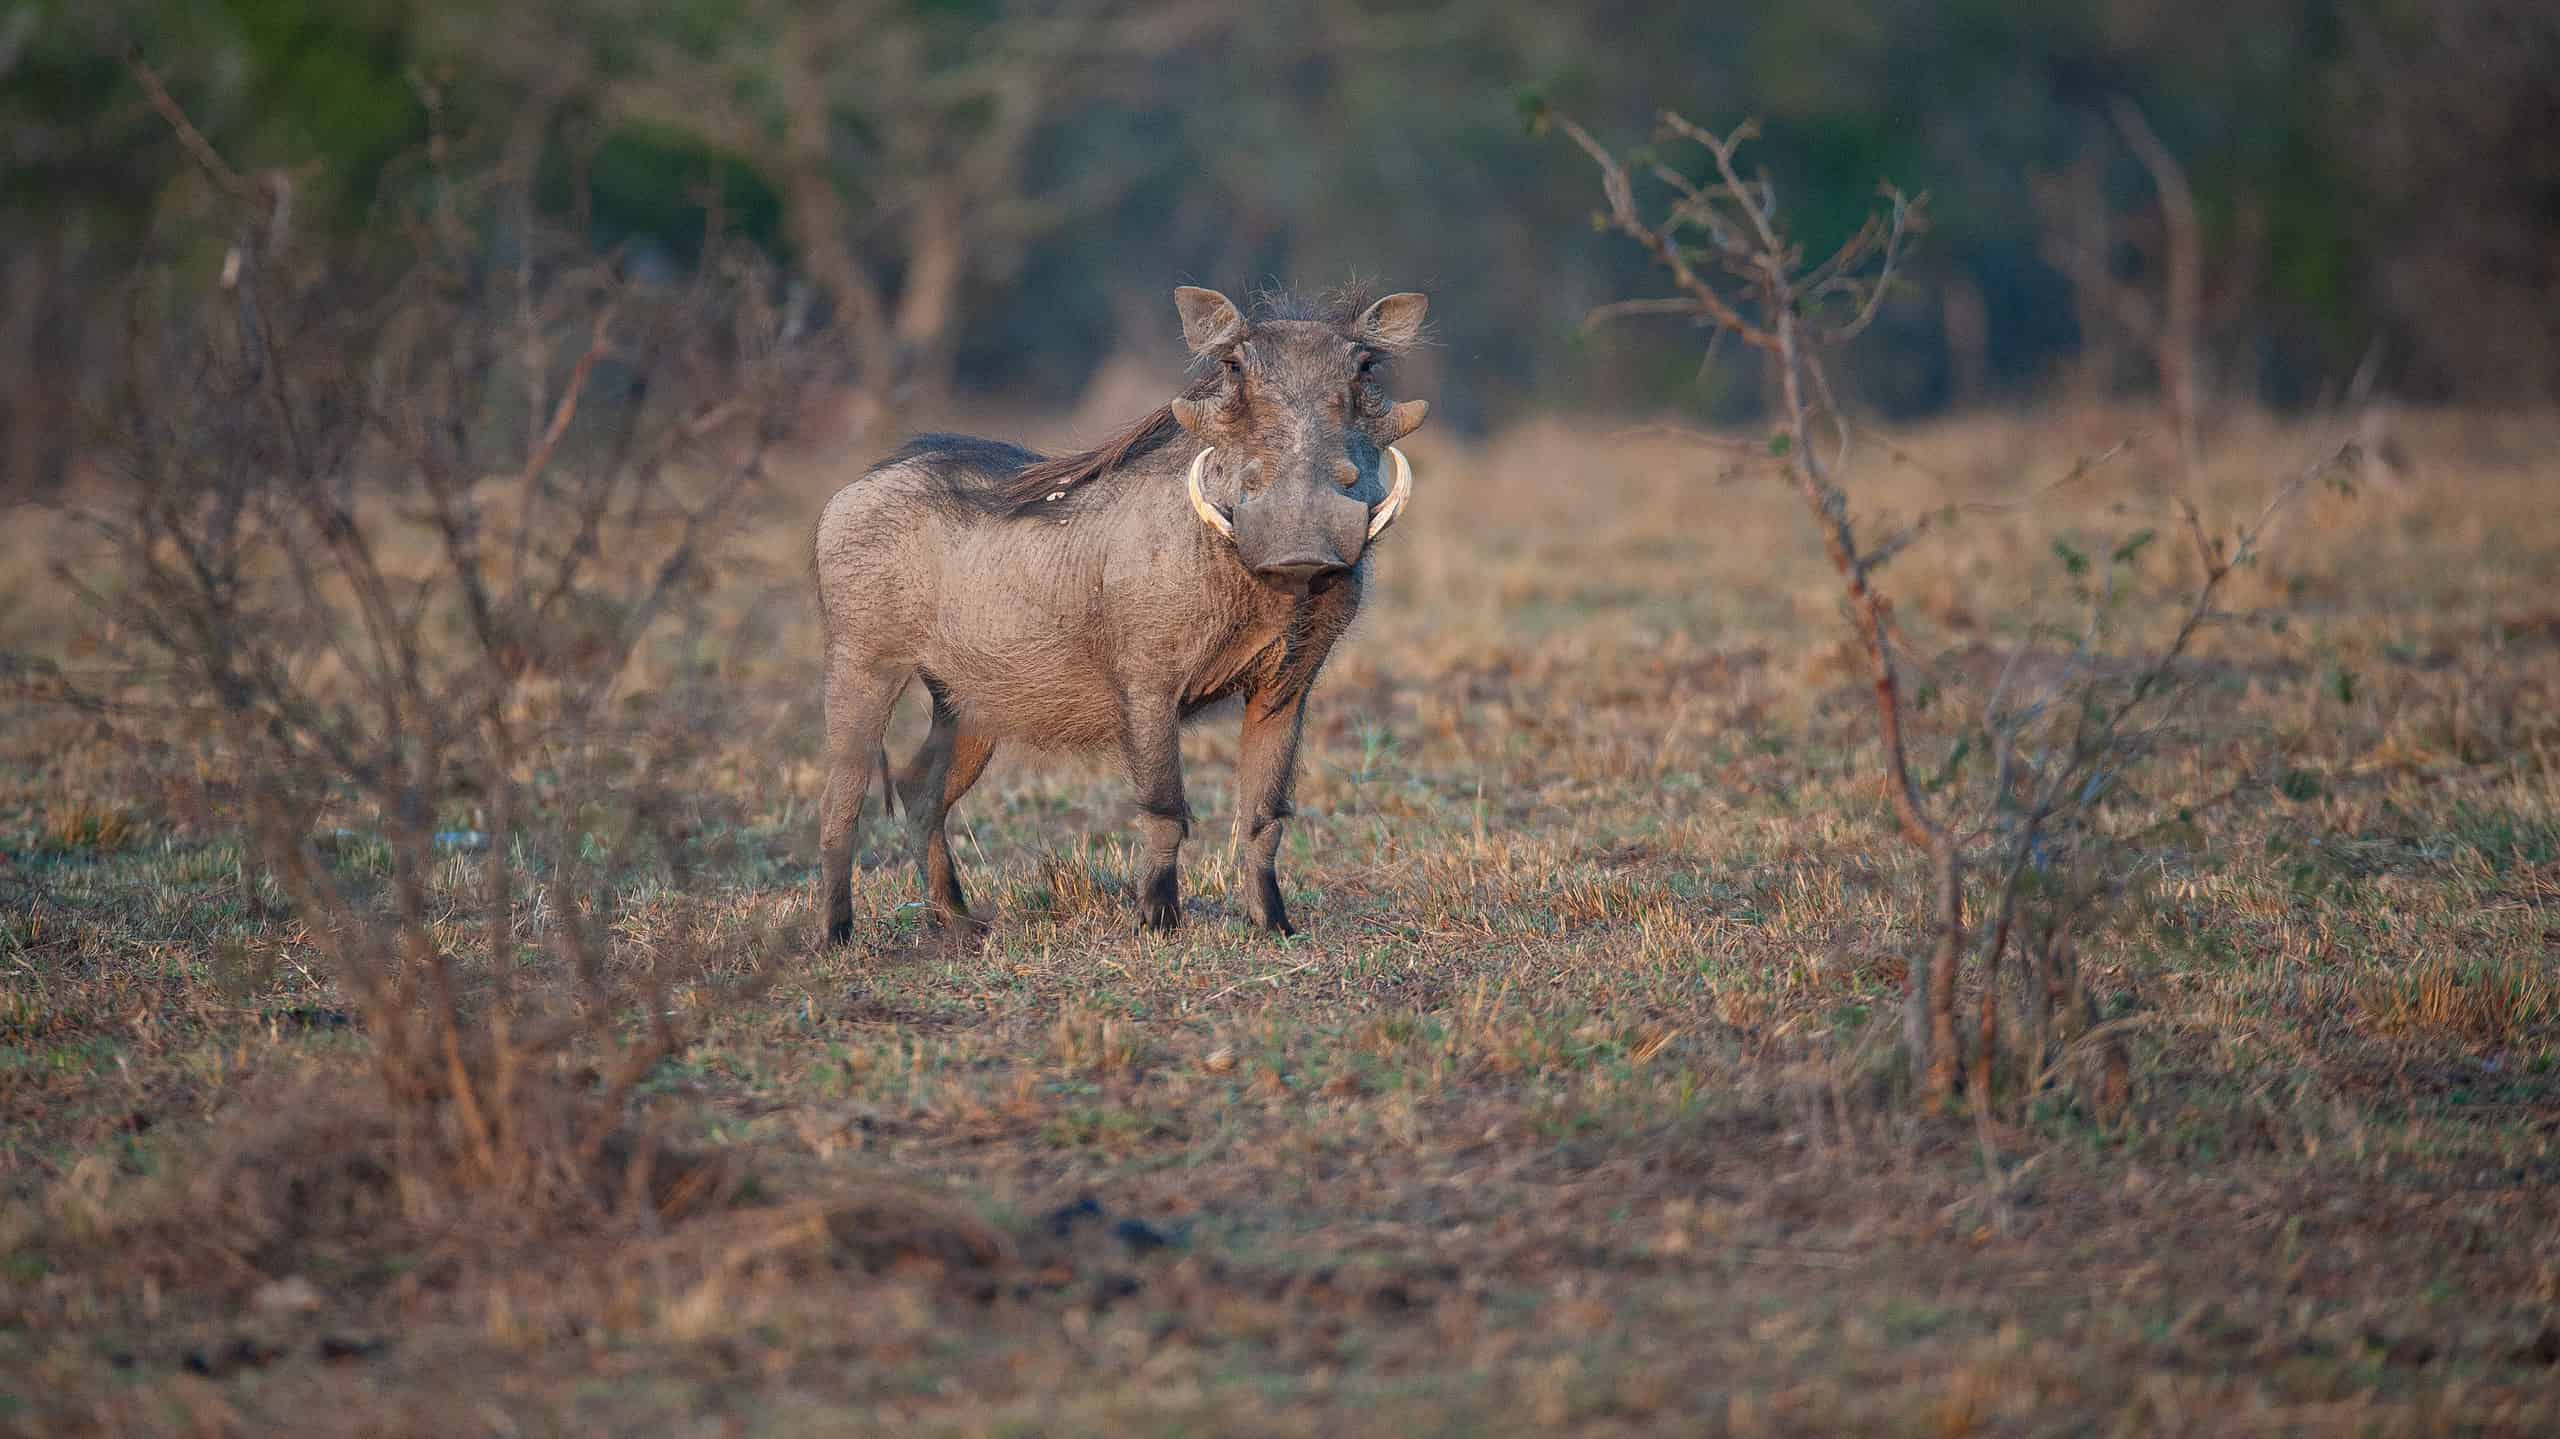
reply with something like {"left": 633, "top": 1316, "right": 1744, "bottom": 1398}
{"left": 903, "top": 679, "right": 996, "bottom": 932}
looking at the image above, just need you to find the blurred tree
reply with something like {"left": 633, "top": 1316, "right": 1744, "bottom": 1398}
{"left": 2328, "top": 0, "right": 2560, "bottom": 404}
{"left": 7, "top": 0, "right": 2557, "bottom": 492}
{"left": 453, "top": 0, "right": 1221, "bottom": 424}
{"left": 3, "top": 0, "right": 438, "bottom": 487}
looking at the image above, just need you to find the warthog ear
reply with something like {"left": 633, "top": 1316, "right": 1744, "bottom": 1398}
{"left": 1385, "top": 399, "right": 1429, "bottom": 442}
{"left": 1173, "top": 286, "right": 1245, "bottom": 354}
{"left": 1355, "top": 292, "right": 1429, "bottom": 352}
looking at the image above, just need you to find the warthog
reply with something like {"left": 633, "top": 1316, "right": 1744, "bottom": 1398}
{"left": 813, "top": 285, "right": 1430, "bottom": 943}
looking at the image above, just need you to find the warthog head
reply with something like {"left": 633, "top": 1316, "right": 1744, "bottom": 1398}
{"left": 1168, "top": 286, "right": 1430, "bottom": 592}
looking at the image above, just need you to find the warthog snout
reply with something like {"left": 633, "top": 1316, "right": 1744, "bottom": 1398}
{"left": 1232, "top": 472, "right": 1370, "bottom": 592}
{"left": 1253, "top": 557, "right": 1348, "bottom": 593}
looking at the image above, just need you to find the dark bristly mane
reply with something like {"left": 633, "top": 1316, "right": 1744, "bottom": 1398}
{"left": 1248, "top": 284, "right": 1378, "bottom": 329}
{"left": 904, "top": 289, "right": 1398, "bottom": 518}
{"left": 886, "top": 407, "right": 1188, "bottom": 520}
{"left": 997, "top": 401, "right": 1189, "bottom": 512}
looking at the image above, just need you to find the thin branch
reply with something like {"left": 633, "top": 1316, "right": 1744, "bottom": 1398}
{"left": 1554, "top": 113, "right": 1775, "bottom": 350}
{"left": 1815, "top": 188, "right": 1923, "bottom": 343}
{"left": 1863, "top": 437, "right": 2139, "bottom": 575}
{"left": 124, "top": 52, "right": 256, "bottom": 202}
{"left": 1602, "top": 422, "right": 1780, "bottom": 457}
{"left": 1580, "top": 297, "right": 1717, "bottom": 334}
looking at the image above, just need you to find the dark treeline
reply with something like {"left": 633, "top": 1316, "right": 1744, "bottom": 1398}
{"left": 7, "top": 0, "right": 2557, "bottom": 484}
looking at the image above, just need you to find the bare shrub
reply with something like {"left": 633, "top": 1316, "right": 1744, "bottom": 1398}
{"left": 1551, "top": 104, "right": 2349, "bottom": 1108}
{"left": 27, "top": 61, "right": 824, "bottom": 1217}
{"left": 65, "top": 1072, "right": 734, "bottom": 1304}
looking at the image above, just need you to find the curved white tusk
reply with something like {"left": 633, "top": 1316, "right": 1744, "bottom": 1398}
{"left": 1367, "top": 445, "right": 1413, "bottom": 540}
{"left": 1186, "top": 447, "right": 1235, "bottom": 540}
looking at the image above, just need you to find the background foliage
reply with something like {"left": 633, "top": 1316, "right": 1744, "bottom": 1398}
{"left": 7, "top": 0, "right": 2558, "bottom": 488}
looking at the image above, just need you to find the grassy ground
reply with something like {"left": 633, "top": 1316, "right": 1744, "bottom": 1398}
{"left": 3, "top": 406, "right": 2557, "bottom": 1435}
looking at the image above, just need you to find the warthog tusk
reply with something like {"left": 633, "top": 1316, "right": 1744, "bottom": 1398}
{"left": 1186, "top": 447, "right": 1235, "bottom": 540}
{"left": 1368, "top": 445, "right": 1413, "bottom": 539}
{"left": 1190, "top": 446, "right": 1409, "bottom": 543}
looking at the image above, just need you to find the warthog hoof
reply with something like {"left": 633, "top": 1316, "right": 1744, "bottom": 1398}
{"left": 1247, "top": 873, "right": 1295, "bottom": 935}
{"left": 1137, "top": 867, "right": 1182, "bottom": 932}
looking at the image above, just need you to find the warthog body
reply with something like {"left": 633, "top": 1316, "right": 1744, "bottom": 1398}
{"left": 813, "top": 286, "right": 1430, "bottom": 942}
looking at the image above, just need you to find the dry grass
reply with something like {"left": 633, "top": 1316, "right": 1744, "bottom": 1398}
{"left": 3, "top": 405, "right": 2558, "bottom": 1435}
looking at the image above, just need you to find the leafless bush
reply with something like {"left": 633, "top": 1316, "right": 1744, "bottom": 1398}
{"left": 1552, "top": 105, "right": 2348, "bottom": 1109}
{"left": 28, "top": 61, "right": 825, "bottom": 1215}
{"left": 568, "top": 0, "right": 1206, "bottom": 421}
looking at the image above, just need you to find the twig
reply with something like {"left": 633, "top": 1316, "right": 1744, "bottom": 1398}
{"left": 1200, "top": 959, "right": 1319, "bottom": 1005}
{"left": 124, "top": 52, "right": 256, "bottom": 202}
{"left": 1603, "top": 422, "right": 1780, "bottom": 457}
{"left": 1580, "top": 297, "right": 1716, "bottom": 334}
{"left": 1553, "top": 114, "right": 1774, "bottom": 350}
{"left": 1863, "top": 437, "right": 2139, "bottom": 575}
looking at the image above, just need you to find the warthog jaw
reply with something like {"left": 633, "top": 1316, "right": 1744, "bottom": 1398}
{"left": 1184, "top": 446, "right": 1413, "bottom": 545}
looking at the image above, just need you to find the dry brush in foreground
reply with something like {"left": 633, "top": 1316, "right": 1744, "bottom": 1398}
{"left": 1556, "top": 104, "right": 2360, "bottom": 1111}
{"left": 22, "top": 67, "right": 836, "bottom": 1251}
{"left": 4, "top": 401, "right": 2557, "bottom": 1433}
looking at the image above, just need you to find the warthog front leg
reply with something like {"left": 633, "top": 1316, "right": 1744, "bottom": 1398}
{"left": 902, "top": 682, "right": 996, "bottom": 931}
{"left": 1233, "top": 683, "right": 1313, "bottom": 934}
{"left": 818, "top": 650, "right": 908, "bottom": 947}
{"left": 1116, "top": 689, "right": 1189, "bottom": 932}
